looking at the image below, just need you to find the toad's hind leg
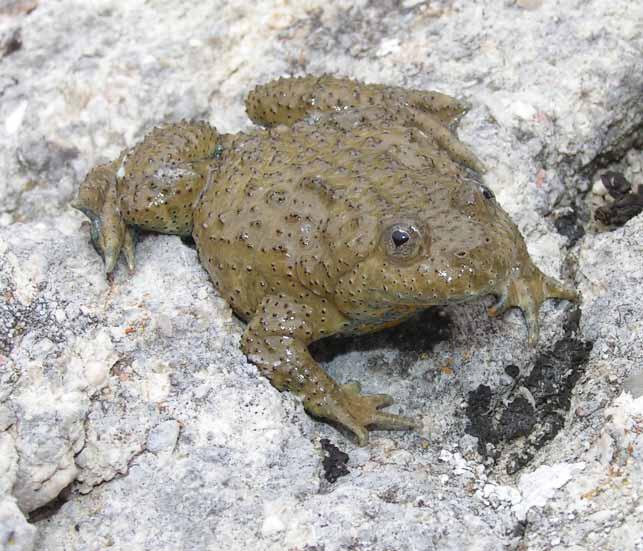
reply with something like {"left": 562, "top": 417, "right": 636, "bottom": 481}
{"left": 245, "top": 74, "right": 484, "bottom": 172}
{"left": 242, "top": 295, "right": 418, "bottom": 446}
{"left": 246, "top": 74, "right": 467, "bottom": 127}
{"left": 73, "top": 121, "right": 222, "bottom": 273}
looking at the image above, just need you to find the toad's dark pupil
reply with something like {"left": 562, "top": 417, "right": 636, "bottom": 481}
{"left": 392, "top": 229, "right": 410, "bottom": 247}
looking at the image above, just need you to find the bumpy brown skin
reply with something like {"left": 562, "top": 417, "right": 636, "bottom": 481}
{"left": 74, "top": 75, "right": 577, "bottom": 445}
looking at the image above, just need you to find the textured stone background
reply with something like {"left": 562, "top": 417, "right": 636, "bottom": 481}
{"left": 1, "top": 0, "right": 642, "bottom": 550}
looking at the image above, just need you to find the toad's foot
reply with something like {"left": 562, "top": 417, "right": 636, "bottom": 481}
{"left": 72, "top": 159, "right": 136, "bottom": 274}
{"left": 308, "top": 382, "right": 418, "bottom": 446}
{"left": 488, "top": 262, "right": 578, "bottom": 345}
{"left": 242, "top": 295, "right": 418, "bottom": 446}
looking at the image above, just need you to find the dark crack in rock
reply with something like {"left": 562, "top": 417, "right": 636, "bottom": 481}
{"left": 595, "top": 175, "right": 643, "bottom": 226}
{"left": 320, "top": 439, "right": 350, "bottom": 483}
{"left": 552, "top": 205, "right": 586, "bottom": 245}
{"left": 497, "top": 395, "right": 536, "bottom": 441}
{"left": 27, "top": 483, "right": 72, "bottom": 523}
{"left": 601, "top": 171, "right": 632, "bottom": 200}
{"left": 1, "top": 28, "right": 23, "bottom": 58}
{"left": 466, "top": 337, "right": 593, "bottom": 473}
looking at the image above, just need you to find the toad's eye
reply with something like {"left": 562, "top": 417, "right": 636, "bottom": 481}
{"left": 383, "top": 223, "right": 424, "bottom": 262}
{"left": 392, "top": 229, "right": 410, "bottom": 247}
{"left": 480, "top": 185, "right": 494, "bottom": 200}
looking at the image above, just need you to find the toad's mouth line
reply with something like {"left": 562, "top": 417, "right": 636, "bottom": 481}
{"left": 355, "top": 286, "right": 502, "bottom": 309}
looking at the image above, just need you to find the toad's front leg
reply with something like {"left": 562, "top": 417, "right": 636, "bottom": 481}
{"left": 73, "top": 121, "right": 222, "bottom": 274}
{"left": 241, "top": 295, "right": 418, "bottom": 445}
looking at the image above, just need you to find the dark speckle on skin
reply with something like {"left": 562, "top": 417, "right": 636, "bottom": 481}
{"left": 73, "top": 75, "right": 578, "bottom": 445}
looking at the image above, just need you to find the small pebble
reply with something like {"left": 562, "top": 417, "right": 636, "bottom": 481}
{"left": 147, "top": 420, "right": 181, "bottom": 453}
{"left": 592, "top": 178, "right": 608, "bottom": 197}
{"left": 623, "top": 372, "right": 643, "bottom": 398}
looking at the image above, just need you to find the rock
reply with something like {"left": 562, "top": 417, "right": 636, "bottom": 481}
{"left": 513, "top": 462, "right": 586, "bottom": 521}
{"left": 0, "top": 0, "right": 642, "bottom": 549}
{"left": 624, "top": 372, "right": 643, "bottom": 399}
{"left": 146, "top": 420, "right": 180, "bottom": 454}
{"left": 0, "top": 497, "right": 36, "bottom": 551}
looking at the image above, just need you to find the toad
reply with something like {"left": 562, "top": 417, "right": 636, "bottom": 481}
{"left": 74, "top": 75, "right": 577, "bottom": 444}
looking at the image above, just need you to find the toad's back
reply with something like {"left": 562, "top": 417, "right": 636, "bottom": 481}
{"left": 192, "top": 110, "right": 474, "bottom": 322}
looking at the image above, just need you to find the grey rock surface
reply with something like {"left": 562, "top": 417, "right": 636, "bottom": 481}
{"left": 0, "top": 0, "right": 642, "bottom": 550}
{"left": 0, "top": 496, "right": 36, "bottom": 551}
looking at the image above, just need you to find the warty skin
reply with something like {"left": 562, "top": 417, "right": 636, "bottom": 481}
{"left": 74, "top": 75, "right": 577, "bottom": 445}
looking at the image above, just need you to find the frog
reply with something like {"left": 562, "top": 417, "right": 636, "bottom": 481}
{"left": 73, "top": 75, "right": 577, "bottom": 445}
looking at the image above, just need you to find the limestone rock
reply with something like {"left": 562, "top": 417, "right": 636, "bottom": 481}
{"left": 0, "top": 0, "right": 641, "bottom": 549}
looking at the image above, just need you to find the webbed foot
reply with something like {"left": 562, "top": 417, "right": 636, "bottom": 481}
{"left": 72, "top": 159, "right": 136, "bottom": 274}
{"left": 488, "top": 265, "right": 578, "bottom": 345}
{"left": 308, "top": 381, "right": 418, "bottom": 446}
